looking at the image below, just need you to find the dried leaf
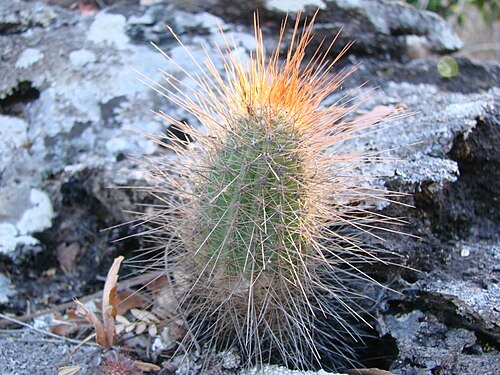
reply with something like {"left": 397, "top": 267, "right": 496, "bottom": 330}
{"left": 169, "top": 320, "right": 187, "bottom": 341}
{"left": 145, "top": 274, "right": 170, "bottom": 291}
{"left": 45, "top": 268, "right": 57, "bottom": 277}
{"left": 115, "top": 324, "right": 126, "bottom": 335}
{"left": 126, "top": 323, "right": 136, "bottom": 334}
{"left": 130, "top": 308, "right": 160, "bottom": 323}
{"left": 57, "top": 242, "right": 80, "bottom": 274}
{"left": 148, "top": 324, "right": 157, "bottom": 337}
{"left": 134, "top": 361, "right": 161, "bottom": 372}
{"left": 51, "top": 322, "right": 77, "bottom": 337}
{"left": 115, "top": 314, "right": 130, "bottom": 325}
{"left": 58, "top": 366, "right": 81, "bottom": 375}
{"left": 66, "top": 306, "right": 81, "bottom": 320}
{"left": 102, "top": 256, "right": 124, "bottom": 348}
{"left": 135, "top": 322, "right": 147, "bottom": 334}
{"left": 116, "top": 290, "right": 146, "bottom": 315}
{"left": 53, "top": 312, "right": 64, "bottom": 321}
{"left": 154, "top": 283, "right": 180, "bottom": 318}
{"left": 75, "top": 300, "right": 108, "bottom": 348}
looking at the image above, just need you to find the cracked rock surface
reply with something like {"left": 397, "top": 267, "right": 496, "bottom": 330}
{"left": 0, "top": 1, "right": 498, "bottom": 374}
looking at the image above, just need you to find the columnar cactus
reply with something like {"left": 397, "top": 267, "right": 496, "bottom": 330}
{"left": 143, "top": 13, "right": 403, "bottom": 371}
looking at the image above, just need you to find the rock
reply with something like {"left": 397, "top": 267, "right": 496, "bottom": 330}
{"left": 385, "top": 311, "right": 499, "bottom": 374}
{"left": 0, "top": 180, "right": 54, "bottom": 257}
{"left": 265, "top": 0, "right": 327, "bottom": 13}
{"left": 419, "top": 242, "right": 500, "bottom": 338}
{"left": 168, "top": 0, "right": 463, "bottom": 59}
{"left": 0, "top": 110, "right": 49, "bottom": 254}
{"left": 317, "top": 0, "right": 464, "bottom": 56}
{"left": 0, "top": 0, "right": 75, "bottom": 35}
{"left": 0, "top": 274, "right": 16, "bottom": 304}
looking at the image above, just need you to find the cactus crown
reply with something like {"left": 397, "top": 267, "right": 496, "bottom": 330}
{"left": 141, "top": 11, "right": 404, "bottom": 371}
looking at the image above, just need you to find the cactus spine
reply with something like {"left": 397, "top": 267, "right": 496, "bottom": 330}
{"left": 143, "top": 12, "right": 403, "bottom": 371}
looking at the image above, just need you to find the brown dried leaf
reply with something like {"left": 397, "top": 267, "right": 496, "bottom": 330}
{"left": 51, "top": 322, "right": 77, "bottom": 337}
{"left": 116, "top": 290, "right": 146, "bottom": 315}
{"left": 145, "top": 274, "right": 170, "bottom": 291}
{"left": 57, "top": 242, "right": 80, "bottom": 274}
{"left": 50, "top": 313, "right": 76, "bottom": 337}
{"left": 153, "top": 278, "right": 181, "bottom": 318}
{"left": 134, "top": 361, "right": 161, "bottom": 372}
{"left": 75, "top": 300, "right": 108, "bottom": 349}
{"left": 102, "top": 256, "right": 124, "bottom": 348}
{"left": 169, "top": 320, "right": 187, "bottom": 341}
{"left": 50, "top": 309, "right": 89, "bottom": 337}
{"left": 66, "top": 306, "right": 81, "bottom": 320}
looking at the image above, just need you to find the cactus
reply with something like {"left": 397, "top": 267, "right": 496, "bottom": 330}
{"left": 141, "top": 13, "right": 405, "bottom": 371}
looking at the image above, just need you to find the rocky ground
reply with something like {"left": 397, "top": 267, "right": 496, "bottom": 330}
{"left": 0, "top": 0, "right": 498, "bottom": 374}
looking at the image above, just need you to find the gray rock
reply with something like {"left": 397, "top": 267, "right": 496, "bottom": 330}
{"left": 0, "top": 274, "right": 16, "bottom": 304}
{"left": 0, "top": 0, "right": 76, "bottom": 35}
{"left": 322, "top": 0, "right": 463, "bottom": 53}
{"left": 420, "top": 241, "right": 500, "bottom": 337}
{"left": 174, "top": 0, "right": 463, "bottom": 58}
{"left": 385, "top": 311, "right": 500, "bottom": 374}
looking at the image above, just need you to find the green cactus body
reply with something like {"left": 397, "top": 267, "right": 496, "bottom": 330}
{"left": 192, "top": 117, "right": 306, "bottom": 277}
